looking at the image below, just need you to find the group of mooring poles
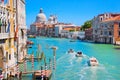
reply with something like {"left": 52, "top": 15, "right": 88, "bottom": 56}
{"left": 20, "top": 54, "right": 56, "bottom": 80}
{"left": 16, "top": 45, "right": 57, "bottom": 80}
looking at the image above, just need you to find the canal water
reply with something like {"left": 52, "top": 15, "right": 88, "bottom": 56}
{"left": 23, "top": 37, "right": 120, "bottom": 80}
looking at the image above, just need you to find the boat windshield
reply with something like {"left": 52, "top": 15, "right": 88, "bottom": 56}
{"left": 91, "top": 60, "right": 97, "bottom": 62}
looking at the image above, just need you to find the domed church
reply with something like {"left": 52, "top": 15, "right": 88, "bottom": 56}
{"left": 35, "top": 8, "right": 47, "bottom": 23}
{"left": 30, "top": 8, "right": 58, "bottom": 36}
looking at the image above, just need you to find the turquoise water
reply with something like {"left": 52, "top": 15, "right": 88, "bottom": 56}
{"left": 23, "top": 37, "right": 120, "bottom": 80}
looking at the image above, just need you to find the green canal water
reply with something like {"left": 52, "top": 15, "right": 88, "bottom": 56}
{"left": 22, "top": 37, "right": 120, "bottom": 80}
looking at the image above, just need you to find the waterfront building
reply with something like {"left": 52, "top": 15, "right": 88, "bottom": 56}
{"left": 54, "top": 24, "right": 81, "bottom": 38}
{"left": 16, "top": 0, "right": 27, "bottom": 61}
{"left": 85, "top": 28, "right": 93, "bottom": 40}
{"left": 92, "top": 13, "right": 120, "bottom": 44}
{"left": 29, "top": 8, "right": 81, "bottom": 38}
{"left": 78, "top": 31, "right": 85, "bottom": 39}
{"left": 54, "top": 24, "right": 63, "bottom": 37}
{"left": 0, "top": 0, "right": 17, "bottom": 79}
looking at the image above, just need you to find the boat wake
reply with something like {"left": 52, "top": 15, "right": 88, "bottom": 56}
{"left": 56, "top": 52, "right": 114, "bottom": 80}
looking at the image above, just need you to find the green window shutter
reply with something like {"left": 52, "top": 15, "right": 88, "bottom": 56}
{"left": 0, "top": 19, "right": 2, "bottom": 26}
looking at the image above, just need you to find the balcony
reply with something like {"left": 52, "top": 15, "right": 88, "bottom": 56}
{"left": 0, "top": 33, "right": 9, "bottom": 39}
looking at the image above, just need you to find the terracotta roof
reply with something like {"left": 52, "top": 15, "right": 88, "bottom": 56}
{"left": 102, "top": 15, "right": 120, "bottom": 22}
{"left": 63, "top": 27, "right": 79, "bottom": 31}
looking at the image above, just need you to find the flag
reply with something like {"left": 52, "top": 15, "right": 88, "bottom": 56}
{"left": 6, "top": 21, "right": 10, "bottom": 33}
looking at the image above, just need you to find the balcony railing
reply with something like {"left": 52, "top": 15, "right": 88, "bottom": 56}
{"left": 0, "top": 33, "right": 9, "bottom": 39}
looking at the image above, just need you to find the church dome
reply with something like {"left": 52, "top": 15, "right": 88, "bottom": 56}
{"left": 49, "top": 15, "right": 54, "bottom": 21}
{"left": 35, "top": 8, "right": 47, "bottom": 23}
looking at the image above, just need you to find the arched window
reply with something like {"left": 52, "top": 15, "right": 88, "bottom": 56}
{"left": 21, "top": 29, "right": 24, "bottom": 39}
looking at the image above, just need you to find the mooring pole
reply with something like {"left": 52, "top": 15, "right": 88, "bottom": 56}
{"left": 41, "top": 66, "right": 43, "bottom": 80}
{"left": 24, "top": 60, "right": 27, "bottom": 72}
{"left": 31, "top": 55, "right": 34, "bottom": 71}
{"left": 49, "top": 58, "right": 52, "bottom": 70}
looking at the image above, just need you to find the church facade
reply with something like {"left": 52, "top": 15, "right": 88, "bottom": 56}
{"left": 30, "top": 8, "right": 58, "bottom": 37}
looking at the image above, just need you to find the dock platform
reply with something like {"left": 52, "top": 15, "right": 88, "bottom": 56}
{"left": 33, "top": 70, "right": 52, "bottom": 80}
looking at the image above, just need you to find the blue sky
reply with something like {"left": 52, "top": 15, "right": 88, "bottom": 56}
{"left": 26, "top": 0, "right": 120, "bottom": 28}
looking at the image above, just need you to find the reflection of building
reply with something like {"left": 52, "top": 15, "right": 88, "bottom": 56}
{"left": 16, "top": 0, "right": 27, "bottom": 61}
{"left": 0, "top": 0, "right": 17, "bottom": 79}
{"left": 92, "top": 13, "right": 120, "bottom": 44}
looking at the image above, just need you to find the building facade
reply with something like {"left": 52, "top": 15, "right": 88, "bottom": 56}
{"left": 16, "top": 0, "right": 27, "bottom": 61}
{"left": 0, "top": 0, "right": 17, "bottom": 79}
{"left": 0, "top": 0, "right": 27, "bottom": 79}
{"left": 29, "top": 8, "right": 81, "bottom": 38}
{"left": 92, "top": 13, "right": 120, "bottom": 44}
{"left": 85, "top": 28, "right": 93, "bottom": 40}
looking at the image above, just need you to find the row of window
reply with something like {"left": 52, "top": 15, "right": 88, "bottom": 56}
{"left": 6, "top": 52, "right": 16, "bottom": 61}
{"left": 95, "top": 30, "right": 120, "bottom": 36}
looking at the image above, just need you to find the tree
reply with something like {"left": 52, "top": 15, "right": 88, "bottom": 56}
{"left": 81, "top": 20, "right": 92, "bottom": 31}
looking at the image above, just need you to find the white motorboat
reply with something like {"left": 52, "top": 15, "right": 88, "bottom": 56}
{"left": 70, "top": 39, "right": 76, "bottom": 42}
{"left": 88, "top": 57, "right": 99, "bottom": 66}
{"left": 75, "top": 51, "right": 83, "bottom": 57}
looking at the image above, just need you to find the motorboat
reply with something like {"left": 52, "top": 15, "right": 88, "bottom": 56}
{"left": 75, "top": 51, "right": 83, "bottom": 57}
{"left": 27, "top": 41, "right": 34, "bottom": 45}
{"left": 28, "top": 35, "right": 36, "bottom": 38}
{"left": 113, "top": 41, "right": 120, "bottom": 49}
{"left": 88, "top": 57, "right": 99, "bottom": 66}
{"left": 70, "top": 39, "right": 76, "bottom": 42}
{"left": 68, "top": 49, "right": 74, "bottom": 54}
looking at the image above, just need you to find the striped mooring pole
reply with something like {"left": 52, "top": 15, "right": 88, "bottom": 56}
{"left": 41, "top": 66, "right": 44, "bottom": 80}
{"left": 16, "top": 64, "right": 19, "bottom": 79}
{"left": 31, "top": 55, "right": 34, "bottom": 71}
{"left": 49, "top": 58, "right": 52, "bottom": 70}
{"left": 24, "top": 60, "right": 27, "bottom": 72}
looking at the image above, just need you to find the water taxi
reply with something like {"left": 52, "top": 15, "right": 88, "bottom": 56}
{"left": 28, "top": 35, "right": 36, "bottom": 38}
{"left": 68, "top": 49, "right": 75, "bottom": 54}
{"left": 114, "top": 40, "right": 120, "bottom": 49}
{"left": 70, "top": 39, "right": 76, "bottom": 42}
{"left": 88, "top": 57, "right": 99, "bottom": 66}
{"left": 75, "top": 51, "right": 83, "bottom": 57}
{"left": 27, "top": 41, "right": 34, "bottom": 45}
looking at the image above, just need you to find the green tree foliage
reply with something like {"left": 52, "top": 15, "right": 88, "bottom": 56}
{"left": 81, "top": 20, "right": 92, "bottom": 31}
